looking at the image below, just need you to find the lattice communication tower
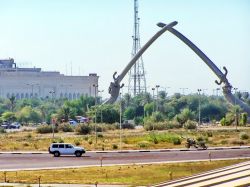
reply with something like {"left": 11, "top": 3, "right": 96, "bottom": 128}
{"left": 128, "top": 0, "right": 147, "bottom": 96}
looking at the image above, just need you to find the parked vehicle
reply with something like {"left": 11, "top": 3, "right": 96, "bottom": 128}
{"left": 1, "top": 121, "right": 20, "bottom": 129}
{"left": 10, "top": 122, "right": 21, "bottom": 129}
{"left": 185, "top": 138, "right": 207, "bottom": 150}
{"left": 69, "top": 120, "right": 78, "bottom": 126}
{"left": 48, "top": 143, "right": 86, "bottom": 157}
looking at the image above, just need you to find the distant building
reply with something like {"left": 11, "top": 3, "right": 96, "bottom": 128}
{"left": 0, "top": 58, "right": 99, "bottom": 99}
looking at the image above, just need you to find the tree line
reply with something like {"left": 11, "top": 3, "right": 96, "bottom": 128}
{"left": 0, "top": 91, "right": 249, "bottom": 126}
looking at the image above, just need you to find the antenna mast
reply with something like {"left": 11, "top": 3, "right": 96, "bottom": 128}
{"left": 128, "top": 0, "right": 147, "bottom": 96}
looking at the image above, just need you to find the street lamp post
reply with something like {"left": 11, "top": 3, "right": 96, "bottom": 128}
{"left": 93, "top": 84, "right": 98, "bottom": 144}
{"left": 233, "top": 88, "right": 238, "bottom": 130}
{"left": 98, "top": 90, "right": 104, "bottom": 123}
{"left": 119, "top": 92, "right": 122, "bottom": 151}
{"left": 49, "top": 91, "right": 55, "bottom": 104}
{"left": 156, "top": 85, "right": 160, "bottom": 111}
{"left": 152, "top": 88, "right": 155, "bottom": 113}
{"left": 49, "top": 90, "right": 56, "bottom": 139}
{"left": 197, "top": 89, "right": 202, "bottom": 125}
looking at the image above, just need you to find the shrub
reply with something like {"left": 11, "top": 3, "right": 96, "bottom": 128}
{"left": 220, "top": 140, "right": 228, "bottom": 145}
{"left": 144, "top": 122, "right": 166, "bottom": 131}
{"left": 184, "top": 120, "right": 197, "bottom": 130}
{"left": 97, "top": 133, "right": 104, "bottom": 138}
{"left": 149, "top": 133, "right": 159, "bottom": 144}
{"left": 112, "top": 144, "right": 118, "bottom": 149}
{"left": 37, "top": 125, "right": 58, "bottom": 134}
{"left": 88, "top": 139, "right": 93, "bottom": 145}
{"left": 240, "top": 132, "right": 249, "bottom": 140}
{"left": 166, "top": 121, "right": 182, "bottom": 129}
{"left": 58, "top": 123, "right": 74, "bottom": 132}
{"left": 206, "top": 131, "right": 213, "bottom": 137}
{"left": 52, "top": 138, "right": 64, "bottom": 143}
{"left": 0, "top": 127, "right": 6, "bottom": 133}
{"left": 148, "top": 132, "right": 181, "bottom": 145}
{"left": 220, "top": 117, "right": 226, "bottom": 126}
{"left": 172, "top": 137, "right": 181, "bottom": 145}
{"left": 151, "top": 112, "right": 164, "bottom": 122}
{"left": 26, "top": 133, "right": 32, "bottom": 139}
{"left": 75, "top": 124, "right": 92, "bottom": 135}
{"left": 122, "top": 122, "right": 135, "bottom": 129}
{"left": 138, "top": 141, "right": 149, "bottom": 148}
{"left": 196, "top": 136, "right": 204, "bottom": 142}
{"left": 240, "top": 113, "right": 248, "bottom": 126}
{"left": 74, "top": 139, "right": 81, "bottom": 146}
{"left": 23, "top": 142, "right": 29, "bottom": 147}
{"left": 231, "top": 140, "right": 245, "bottom": 145}
{"left": 134, "top": 116, "right": 143, "bottom": 125}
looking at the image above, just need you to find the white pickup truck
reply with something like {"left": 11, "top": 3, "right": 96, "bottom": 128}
{"left": 48, "top": 143, "right": 86, "bottom": 157}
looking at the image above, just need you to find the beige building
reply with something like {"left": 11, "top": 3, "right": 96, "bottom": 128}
{"left": 0, "top": 58, "right": 99, "bottom": 99}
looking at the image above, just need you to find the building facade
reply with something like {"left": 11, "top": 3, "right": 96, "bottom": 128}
{"left": 0, "top": 58, "right": 99, "bottom": 99}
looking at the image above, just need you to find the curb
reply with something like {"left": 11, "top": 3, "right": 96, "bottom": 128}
{"left": 0, "top": 146, "right": 249, "bottom": 154}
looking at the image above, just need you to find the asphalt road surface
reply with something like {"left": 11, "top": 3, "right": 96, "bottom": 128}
{"left": 0, "top": 149, "right": 249, "bottom": 170}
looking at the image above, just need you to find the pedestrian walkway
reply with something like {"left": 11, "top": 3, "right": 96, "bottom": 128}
{"left": 0, "top": 183, "right": 129, "bottom": 187}
{"left": 153, "top": 161, "right": 250, "bottom": 187}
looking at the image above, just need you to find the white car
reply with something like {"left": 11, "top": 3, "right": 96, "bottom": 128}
{"left": 48, "top": 143, "right": 85, "bottom": 157}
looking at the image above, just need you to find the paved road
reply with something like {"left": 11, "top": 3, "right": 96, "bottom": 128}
{"left": 0, "top": 149, "right": 249, "bottom": 170}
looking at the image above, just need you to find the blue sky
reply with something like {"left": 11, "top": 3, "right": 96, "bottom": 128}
{"left": 0, "top": 0, "right": 249, "bottom": 98}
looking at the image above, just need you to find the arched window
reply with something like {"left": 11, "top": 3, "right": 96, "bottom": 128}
{"left": 34, "top": 93, "right": 38, "bottom": 98}
{"left": 16, "top": 93, "right": 20, "bottom": 99}
{"left": 73, "top": 93, "right": 76, "bottom": 100}
{"left": 69, "top": 93, "right": 72, "bottom": 100}
{"left": 25, "top": 93, "right": 29, "bottom": 98}
{"left": 21, "top": 93, "right": 24, "bottom": 99}
{"left": 77, "top": 93, "right": 80, "bottom": 99}
{"left": 6, "top": 93, "right": 10, "bottom": 98}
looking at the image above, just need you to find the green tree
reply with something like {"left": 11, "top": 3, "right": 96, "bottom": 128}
{"left": 1, "top": 111, "right": 16, "bottom": 122}
{"left": 144, "top": 102, "right": 154, "bottom": 116}
{"left": 176, "top": 108, "right": 194, "bottom": 125}
{"left": 124, "top": 106, "right": 136, "bottom": 120}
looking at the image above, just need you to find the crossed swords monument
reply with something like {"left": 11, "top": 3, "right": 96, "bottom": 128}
{"left": 104, "top": 21, "right": 250, "bottom": 117}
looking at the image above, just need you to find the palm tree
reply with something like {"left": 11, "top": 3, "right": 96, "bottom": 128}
{"left": 9, "top": 96, "right": 16, "bottom": 112}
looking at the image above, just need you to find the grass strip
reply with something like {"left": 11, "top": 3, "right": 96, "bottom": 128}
{"left": 0, "top": 159, "right": 248, "bottom": 186}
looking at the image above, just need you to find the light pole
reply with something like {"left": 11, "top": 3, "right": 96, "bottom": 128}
{"left": 152, "top": 88, "right": 155, "bottom": 113}
{"left": 93, "top": 84, "right": 98, "bottom": 144}
{"left": 233, "top": 87, "right": 238, "bottom": 130}
{"left": 49, "top": 90, "right": 55, "bottom": 104}
{"left": 98, "top": 90, "right": 104, "bottom": 123}
{"left": 197, "top": 89, "right": 202, "bottom": 125}
{"left": 119, "top": 92, "right": 122, "bottom": 151}
{"left": 156, "top": 85, "right": 160, "bottom": 111}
